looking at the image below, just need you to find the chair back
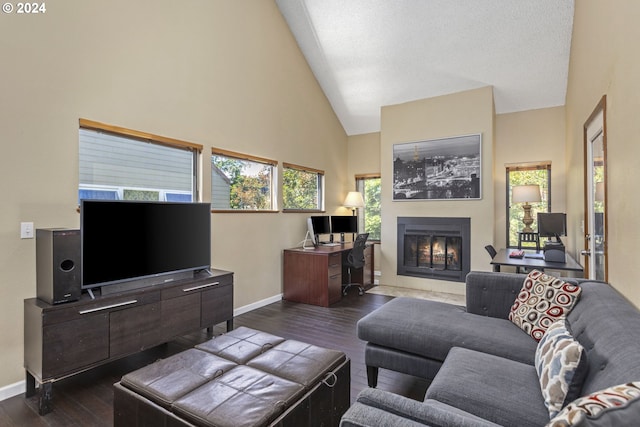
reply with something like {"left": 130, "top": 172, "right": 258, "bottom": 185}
{"left": 347, "top": 233, "right": 369, "bottom": 268}
{"left": 484, "top": 244, "right": 500, "bottom": 272}
{"left": 518, "top": 232, "right": 540, "bottom": 251}
{"left": 484, "top": 245, "right": 497, "bottom": 259}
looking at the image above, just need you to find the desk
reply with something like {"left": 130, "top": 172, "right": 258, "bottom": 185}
{"left": 491, "top": 248, "right": 583, "bottom": 276}
{"left": 283, "top": 243, "right": 373, "bottom": 307}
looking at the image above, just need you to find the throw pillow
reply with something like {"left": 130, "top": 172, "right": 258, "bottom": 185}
{"left": 535, "top": 319, "right": 588, "bottom": 418}
{"left": 509, "top": 270, "right": 582, "bottom": 341}
{"left": 546, "top": 382, "right": 640, "bottom": 427}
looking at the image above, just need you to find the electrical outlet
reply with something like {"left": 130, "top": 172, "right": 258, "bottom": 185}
{"left": 20, "top": 222, "right": 34, "bottom": 239}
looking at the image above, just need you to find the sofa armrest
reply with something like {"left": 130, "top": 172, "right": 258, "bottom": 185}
{"left": 465, "top": 271, "right": 525, "bottom": 319}
{"left": 341, "top": 388, "right": 501, "bottom": 427}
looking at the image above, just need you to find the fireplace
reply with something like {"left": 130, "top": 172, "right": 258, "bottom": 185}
{"left": 397, "top": 217, "right": 471, "bottom": 282}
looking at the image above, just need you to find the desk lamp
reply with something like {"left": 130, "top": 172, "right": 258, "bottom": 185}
{"left": 512, "top": 185, "right": 541, "bottom": 232}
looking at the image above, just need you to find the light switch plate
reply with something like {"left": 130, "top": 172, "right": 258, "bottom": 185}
{"left": 20, "top": 222, "right": 34, "bottom": 239}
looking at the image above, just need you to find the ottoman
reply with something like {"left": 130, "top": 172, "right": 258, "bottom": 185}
{"left": 113, "top": 327, "right": 350, "bottom": 427}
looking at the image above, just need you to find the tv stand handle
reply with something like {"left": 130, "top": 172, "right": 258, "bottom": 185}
{"left": 78, "top": 300, "right": 138, "bottom": 314}
{"left": 183, "top": 282, "right": 220, "bottom": 292}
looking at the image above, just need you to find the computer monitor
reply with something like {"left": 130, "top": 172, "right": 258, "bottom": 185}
{"left": 330, "top": 216, "right": 358, "bottom": 242}
{"left": 537, "top": 212, "right": 567, "bottom": 242}
{"left": 330, "top": 216, "right": 358, "bottom": 234}
{"left": 307, "top": 216, "right": 331, "bottom": 244}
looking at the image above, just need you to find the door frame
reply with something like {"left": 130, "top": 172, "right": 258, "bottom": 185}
{"left": 582, "top": 95, "right": 608, "bottom": 281}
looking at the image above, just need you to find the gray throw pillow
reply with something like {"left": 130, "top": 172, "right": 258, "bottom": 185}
{"left": 535, "top": 319, "right": 588, "bottom": 418}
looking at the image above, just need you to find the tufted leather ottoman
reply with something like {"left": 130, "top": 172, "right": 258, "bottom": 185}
{"left": 113, "top": 327, "right": 350, "bottom": 427}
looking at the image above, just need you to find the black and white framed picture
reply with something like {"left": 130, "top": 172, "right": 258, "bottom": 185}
{"left": 393, "top": 134, "right": 482, "bottom": 200}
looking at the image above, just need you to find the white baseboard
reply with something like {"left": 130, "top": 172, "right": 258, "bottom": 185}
{"left": 0, "top": 294, "right": 284, "bottom": 403}
{"left": 0, "top": 380, "right": 25, "bottom": 401}
{"left": 234, "top": 293, "right": 282, "bottom": 317}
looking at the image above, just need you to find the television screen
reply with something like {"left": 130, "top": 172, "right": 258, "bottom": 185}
{"left": 309, "top": 216, "right": 331, "bottom": 235}
{"left": 330, "top": 215, "right": 358, "bottom": 234}
{"left": 81, "top": 200, "right": 211, "bottom": 290}
{"left": 537, "top": 212, "right": 567, "bottom": 239}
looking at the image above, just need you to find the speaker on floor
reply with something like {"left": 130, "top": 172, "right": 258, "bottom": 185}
{"left": 36, "top": 228, "right": 81, "bottom": 305}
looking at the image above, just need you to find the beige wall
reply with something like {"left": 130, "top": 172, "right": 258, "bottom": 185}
{"left": 347, "top": 132, "right": 382, "bottom": 270}
{"left": 379, "top": 87, "right": 495, "bottom": 295}
{"left": 494, "top": 107, "right": 567, "bottom": 249}
{"left": 0, "top": 1, "right": 347, "bottom": 389}
{"left": 347, "top": 132, "right": 381, "bottom": 180}
{"left": 565, "top": 0, "right": 640, "bottom": 306}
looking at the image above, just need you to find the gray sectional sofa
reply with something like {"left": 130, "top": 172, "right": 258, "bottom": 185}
{"left": 341, "top": 271, "right": 640, "bottom": 426}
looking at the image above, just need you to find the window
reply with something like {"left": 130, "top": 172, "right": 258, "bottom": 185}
{"left": 282, "top": 163, "right": 324, "bottom": 211}
{"left": 506, "top": 163, "right": 551, "bottom": 247}
{"left": 79, "top": 119, "right": 200, "bottom": 203}
{"left": 356, "top": 174, "right": 381, "bottom": 241}
{"left": 211, "top": 148, "right": 277, "bottom": 211}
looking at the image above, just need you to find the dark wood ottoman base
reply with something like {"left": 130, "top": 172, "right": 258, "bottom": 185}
{"left": 113, "top": 327, "right": 350, "bottom": 427}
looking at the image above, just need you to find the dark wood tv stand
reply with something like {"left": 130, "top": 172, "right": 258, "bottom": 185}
{"left": 23, "top": 269, "right": 233, "bottom": 415}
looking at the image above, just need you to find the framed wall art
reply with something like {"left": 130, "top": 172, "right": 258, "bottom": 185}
{"left": 393, "top": 134, "right": 482, "bottom": 201}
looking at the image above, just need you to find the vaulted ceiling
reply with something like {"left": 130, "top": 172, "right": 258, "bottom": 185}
{"left": 276, "top": 0, "right": 575, "bottom": 136}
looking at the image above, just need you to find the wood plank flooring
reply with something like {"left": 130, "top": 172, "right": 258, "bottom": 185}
{"left": 0, "top": 291, "right": 429, "bottom": 426}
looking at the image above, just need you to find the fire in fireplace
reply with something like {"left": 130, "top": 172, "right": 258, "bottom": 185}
{"left": 397, "top": 217, "right": 470, "bottom": 282}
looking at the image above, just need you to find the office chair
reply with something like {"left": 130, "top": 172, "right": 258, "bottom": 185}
{"left": 484, "top": 244, "right": 500, "bottom": 272}
{"left": 343, "top": 233, "right": 369, "bottom": 296}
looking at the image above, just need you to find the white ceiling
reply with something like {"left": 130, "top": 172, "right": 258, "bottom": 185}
{"left": 275, "top": 0, "right": 575, "bottom": 136}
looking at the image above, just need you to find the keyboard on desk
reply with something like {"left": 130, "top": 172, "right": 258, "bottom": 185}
{"left": 524, "top": 253, "right": 544, "bottom": 260}
{"left": 321, "top": 242, "right": 341, "bottom": 247}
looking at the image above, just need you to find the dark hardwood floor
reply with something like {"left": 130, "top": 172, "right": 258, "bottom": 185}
{"left": 0, "top": 291, "right": 429, "bottom": 426}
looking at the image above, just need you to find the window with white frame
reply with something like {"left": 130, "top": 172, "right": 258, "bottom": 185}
{"left": 211, "top": 148, "right": 277, "bottom": 211}
{"left": 79, "top": 120, "right": 200, "bottom": 204}
{"left": 282, "top": 163, "right": 324, "bottom": 212}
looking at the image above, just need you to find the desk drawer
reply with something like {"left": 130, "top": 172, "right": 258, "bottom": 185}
{"left": 328, "top": 253, "right": 342, "bottom": 276}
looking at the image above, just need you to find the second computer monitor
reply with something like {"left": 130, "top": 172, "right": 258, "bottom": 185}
{"left": 310, "top": 215, "right": 331, "bottom": 235}
{"left": 331, "top": 215, "right": 358, "bottom": 242}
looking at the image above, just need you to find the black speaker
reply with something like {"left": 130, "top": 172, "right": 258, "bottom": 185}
{"left": 36, "top": 228, "right": 81, "bottom": 304}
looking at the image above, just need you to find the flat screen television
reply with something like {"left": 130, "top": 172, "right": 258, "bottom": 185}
{"left": 330, "top": 215, "right": 358, "bottom": 234}
{"left": 81, "top": 200, "right": 211, "bottom": 293}
{"left": 537, "top": 212, "right": 567, "bottom": 241}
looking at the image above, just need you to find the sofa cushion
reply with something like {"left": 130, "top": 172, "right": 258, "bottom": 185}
{"left": 565, "top": 281, "right": 640, "bottom": 396}
{"left": 425, "top": 347, "right": 549, "bottom": 427}
{"left": 358, "top": 297, "right": 538, "bottom": 365}
{"left": 535, "top": 319, "right": 588, "bottom": 418}
{"left": 546, "top": 382, "right": 640, "bottom": 426}
{"left": 509, "top": 270, "right": 582, "bottom": 341}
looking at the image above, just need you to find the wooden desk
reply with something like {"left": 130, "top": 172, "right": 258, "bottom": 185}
{"left": 283, "top": 243, "right": 373, "bottom": 307}
{"left": 491, "top": 248, "right": 583, "bottom": 276}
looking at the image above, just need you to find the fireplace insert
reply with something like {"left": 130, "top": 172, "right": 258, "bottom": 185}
{"left": 397, "top": 217, "right": 470, "bottom": 282}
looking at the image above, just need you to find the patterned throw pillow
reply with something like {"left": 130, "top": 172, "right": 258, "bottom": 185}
{"left": 546, "top": 382, "right": 640, "bottom": 427}
{"left": 509, "top": 270, "right": 582, "bottom": 341}
{"left": 535, "top": 319, "right": 588, "bottom": 418}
